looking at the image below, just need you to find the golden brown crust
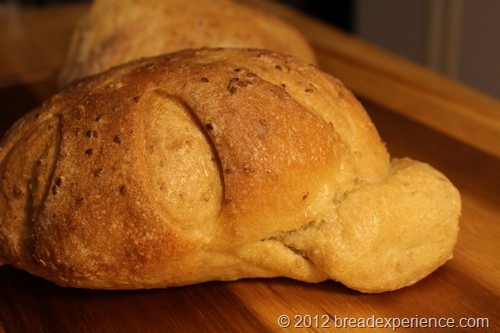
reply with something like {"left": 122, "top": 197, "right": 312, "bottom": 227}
{"left": 58, "top": 0, "right": 317, "bottom": 86}
{"left": 0, "top": 49, "right": 460, "bottom": 291}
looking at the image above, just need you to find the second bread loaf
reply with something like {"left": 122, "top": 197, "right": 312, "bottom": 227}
{"left": 59, "top": 0, "right": 317, "bottom": 86}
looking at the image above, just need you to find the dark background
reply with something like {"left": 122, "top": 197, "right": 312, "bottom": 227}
{"left": 276, "top": 0, "right": 354, "bottom": 32}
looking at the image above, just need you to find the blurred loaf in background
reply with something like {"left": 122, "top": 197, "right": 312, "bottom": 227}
{"left": 58, "top": 0, "right": 317, "bottom": 86}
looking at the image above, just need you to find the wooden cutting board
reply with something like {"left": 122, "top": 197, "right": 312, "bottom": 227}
{"left": 0, "top": 1, "right": 498, "bottom": 332}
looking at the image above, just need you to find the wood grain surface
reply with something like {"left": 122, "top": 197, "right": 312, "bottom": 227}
{"left": 0, "top": 1, "right": 498, "bottom": 332}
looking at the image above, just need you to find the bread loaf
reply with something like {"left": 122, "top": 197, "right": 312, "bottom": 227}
{"left": 0, "top": 48, "right": 460, "bottom": 292}
{"left": 58, "top": 0, "right": 316, "bottom": 86}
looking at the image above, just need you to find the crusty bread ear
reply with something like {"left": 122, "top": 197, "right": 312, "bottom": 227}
{"left": 58, "top": 0, "right": 317, "bottom": 87}
{"left": 1, "top": 48, "right": 460, "bottom": 292}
